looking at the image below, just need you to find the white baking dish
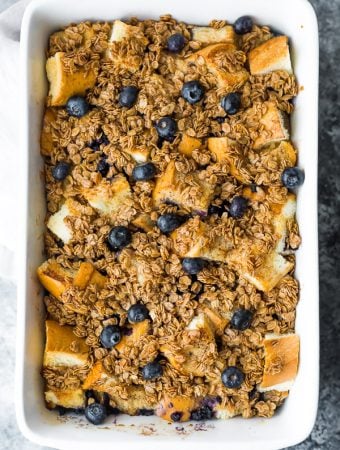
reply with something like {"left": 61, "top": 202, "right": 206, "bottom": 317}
{"left": 16, "top": 0, "right": 319, "bottom": 448}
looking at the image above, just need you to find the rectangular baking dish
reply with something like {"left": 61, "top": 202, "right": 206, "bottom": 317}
{"left": 16, "top": 0, "right": 319, "bottom": 448}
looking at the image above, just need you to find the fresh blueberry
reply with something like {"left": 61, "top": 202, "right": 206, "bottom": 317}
{"left": 84, "top": 402, "right": 107, "bottom": 425}
{"left": 170, "top": 411, "right": 183, "bottom": 422}
{"left": 66, "top": 95, "right": 90, "bottom": 118}
{"left": 52, "top": 162, "right": 70, "bottom": 181}
{"left": 100, "top": 325, "right": 122, "bottom": 348}
{"left": 221, "top": 92, "right": 241, "bottom": 115}
{"left": 229, "top": 196, "right": 248, "bottom": 219}
{"left": 157, "top": 214, "right": 186, "bottom": 234}
{"left": 190, "top": 405, "right": 214, "bottom": 421}
{"left": 208, "top": 204, "right": 225, "bottom": 216}
{"left": 155, "top": 117, "right": 177, "bottom": 141}
{"left": 230, "top": 309, "right": 253, "bottom": 330}
{"left": 181, "top": 80, "right": 205, "bottom": 104}
{"left": 167, "top": 33, "right": 186, "bottom": 52}
{"left": 234, "top": 16, "right": 253, "bottom": 35}
{"left": 127, "top": 303, "right": 149, "bottom": 323}
{"left": 132, "top": 163, "right": 157, "bottom": 181}
{"left": 119, "top": 86, "right": 139, "bottom": 108}
{"left": 142, "top": 361, "right": 163, "bottom": 380}
{"left": 182, "top": 258, "right": 207, "bottom": 275}
{"left": 97, "top": 158, "right": 110, "bottom": 177}
{"left": 89, "top": 133, "right": 109, "bottom": 151}
{"left": 108, "top": 226, "right": 132, "bottom": 250}
{"left": 221, "top": 366, "right": 244, "bottom": 388}
{"left": 281, "top": 167, "right": 305, "bottom": 188}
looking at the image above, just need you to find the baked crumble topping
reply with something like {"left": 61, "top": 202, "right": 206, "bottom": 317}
{"left": 38, "top": 15, "right": 303, "bottom": 425}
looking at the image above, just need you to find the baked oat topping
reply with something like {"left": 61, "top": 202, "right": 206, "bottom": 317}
{"left": 38, "top": 14, "right": 303, "bottom": 425}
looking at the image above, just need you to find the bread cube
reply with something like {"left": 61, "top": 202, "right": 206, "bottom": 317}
{"left": 242, "top": 186, "right": 267, "bottom": 202}
{"left": 47, "top": 199, "right": 83, "bottom": 244}
{"left": 46, "top": 52, "right": 97, "bottom": 106}
{"left": 249, "top": 36, "right": 292, "bottom": 76}
{"left": 156, "top": 395, "right": 196, "bottom": 422}
{"left": 73, "top": 261, "right": 107, "bottom": 289}
{"left": 82, "top": 175, "right": 132, "bottom": 218}
{"left": 186, "top": 313, "right": 215, "bottom": 341}
{"left": 178, "top": 134, "right": 202, "bottom": 157}
{"left": 207, "top": 137, "right": 251, "bottom": 183}
{"left": 43, "top": 320, "right": 89, "bottom": 368}
{"left": 200, "top": 305, "right": 230, "bottom": 335}
{"left": 132, "top": 214, "right": 155, "bottom": 232}
{"left": 45, "top": 388, "right": 85, "bottom": 409}
{"left": 115, "top": 320, "right": 150, "bottom": 353}
{"left": 118, "top": 250, "right": 152, "bottom": 285}
{"left": 108, "top": 386, "right": 157, "bottom": 415}
{"left": 122, "top": 147, "right": 150, "bottom": 163}
{"left": 192, "top": 25, "right": 236, "bottom": 45}
{"left": 271, "top": 193, "right": 296, "bottom": 253}
{"left": 253, "top": 102, "right": 290, "bottom": 150}
{"left": 259, "top": 333, "right": 300, "bottom": 392}
{"left": 214, "top": 404, "right": 239, "bottom": 419}
{"left": 109, "top": 20, "right": 140, "bottom": 43}
{"left": 40, "top": 108, "right": 57, "bottom": 156}
{"left": 152, "top": 161, "right": 215, "bottom": 215}
{"left": 37, "top": 259, "right": 75, "bottom": 300}
{"left": 83, "top": 361, "right": 118, "bottom": 390}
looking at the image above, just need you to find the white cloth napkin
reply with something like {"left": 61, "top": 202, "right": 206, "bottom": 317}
{"left": 0, "top": 0, "right": 30, "bottom": 280}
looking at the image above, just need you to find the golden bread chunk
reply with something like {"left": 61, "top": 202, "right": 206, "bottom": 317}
{"left": 119, "top": 250, "right": 153, "bottom": 285}
{"left": 259, "top": 333, "right": 300, "bottom": 392}
{"left": 115, "top": 320, "right": 150, "bottom": 353}
{"left": 207, "top": 137, "right": 251, "bottom": 183}
{"left": 109, "top": 20, "right": 141, "bottom": 43}
{"left": 37, "top": 259, "right": 75, "bottom": 300}
{"left": 200, "top": 305, "right": 229, "bottom": 335}
{"left": 45, "top": 388, "right": 85, "bottom": 409}
{"left": 214, "top": 404, "right": 239, "bottom": 419}
{"left": 46, "top": 52, "right": 97, "bottom": 106}
{"left": 192, "top": 26, "right": 236, "bottom": 45}
{"left": 156, "top": 395, "right": 197, "bottom": 422}
{"left": 253, "top": 102, "right": 290, "bottom": 149}
{"left": 271, "top": 193, "right": 296, "bottom": 252}
{"left": 132, "top": 214, "right": 155, "bottom": 232}
{"left": 186, "top": 43, "right": 249, "bottom": 90}
{"left": 82, "top": 175, "right": 132, "bottom": 218}
{"left": 152, "top": 161, "right": 215, "bottom": 215}
{"left": 249, "top": 36, "right": 292, "bottom": 75}
{"left": 40, "top": 108, "right": 57, "bottom": 156}
{"left": 43, "top": 320, "right": 89, "bottom": 368}
{"left": 83, "top": 361, "right": 118, "bottom": 390}
{"left": 73, "top": 262, "right": 107, "bottom": 289}
{"left": 178, "top": 134, "right": 202, "bottom": 157}
{"left": 47, "top": 199, "right": 83, "bottom": 244}
{"left": 242, "top": 186, "right": 267, "bottom": 202}
{"left": 122, "top": 147, "right": 150, "bottom": 163}
{"left": 108, "top": 386, "right": 157, "bottom": 415}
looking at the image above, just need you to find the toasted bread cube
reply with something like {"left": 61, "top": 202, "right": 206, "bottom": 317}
{"left": 153, "top": 161, "right": 215, "bottom": 215}
{"left": 262, "top": 141, "right": 297, "bottom": 167}
{"left": 215, "top": 404, "right": 240, "bottom": 419}
{"left": 46, "top": 52, "right": 97, "bottom": 106}
{"left": 192, "top": 26, "right": 236, "bottom": 45}
{"left": 115, "top": 320, "right": 150, "bottom": 353}
{"left": 207, "top": 137, "right": 251, "bottom": 183}
{"left": 73, "top": 262, "right": 107, "bottom": 289}
{"left": 37, "top": 259, "right": 75, "bottom": 300}
{"left": 242, "top": 251, "right": 294, "bottom": 293}
{"left": 156, "top": 395, "right": 196, "bottom": 422}
{"left": 82, "top": 175, "right": 132, "bottom": 218}
{"left": 83, "top": 361, "right": 118, "bottom": 390}
{"left": 249, "top": 36, "right": 292, "bottom": 76}
{"left": 108, "top": 386, "right": 157, "bottom": 415}
{"left": 119, "top": 250, "right": 153, "bottom": 285}
{"left": 200, "top": 305, "right": 229, "bottom": 334}
{"left": 132, "top": 214, "right": 155, "bottom": 232}
{"left": 109, "top": 20, "right": 140, "bottom": 42}
{"left": 122, "top": 147, "right": 150, "bottom": 163}
{"left": 253, "top": 102, "right": 290, "bottom": 150}
{"left": 41, "top": 108, "right": 57, "bottom": 156}
{"left": 43, "top": 320, "right": 89, "bottom": 368}
{"left": 47, "top": 199, "right": 83, "bottom": 244}
{"left": 186, "top": 313, "right": 215, "bottom": 341}
{"left": 271, "top": 193, "right": 296, "bottom": 253}
{"left": 259, "top": 333, "right": 300, "bottom": 392}
{"left": 45, "top": 388, "right": 85, "bottom": 409}
{"left": 242, "top": 186, "right": 267, "bottom": 202}
{"left": 178, "top": 134, "right": 202, "bottom": 157}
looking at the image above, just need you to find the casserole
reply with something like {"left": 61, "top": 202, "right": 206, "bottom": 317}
{"left": 16, "top": 0, "right": 319, "bottom": 448}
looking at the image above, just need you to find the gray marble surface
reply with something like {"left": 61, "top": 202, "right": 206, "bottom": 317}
{"left": 0, "top": 0, "right": 339, "bottom": 449}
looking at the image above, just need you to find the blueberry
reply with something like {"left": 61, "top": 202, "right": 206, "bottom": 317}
{"left": 208, "top": 204, "right": 225, "bottom": 216}
{"left": 221, "top": 366, "right": 244, "bottom": 388}
{"left": 190, "top": 406, "right": 214, "bottom": 421}
{"left": 119, "top": 86, "right": 139, "bottom": 108}
{"left": 155, "top": 117, "right": 177, "bottom": 141}
{"left": 170, "top": 411, "right": 183, "bottom": 422}
{"left": 215, "top": 117, "right": 226, "bottom": 124}
{"left": 281, "top": 167, "right": 305, "bottom": 188}
{"left": 142, "top": 361, "right": 163, "bottom": 380}
{"left": 221, "top": 93, "right": 241, "bottom": 115}
{"left": 66, "top": 95, "right": 90, "bottom": 118}
{"left": 230, "top": 309, "right": 253, "bottom": 330}
{"left": 100, "top": 325, "right": 122, "bottom": 348}
{"left": 97, "top": 159, "right": 110, "bottom": 177}
{"left": 127, "top": 303, "right": 149, "bottom": 323}
{"left": 84, "top": 402, "right": 107, "bottom": 425}
{"left": 182, "top": 258, "right": 207, "bottom": 275}
{"left": 108, "top": 226, "right": 132, "bottom": 250}
{"left": 234, "top": 16, "right": 253, "bottom": 35}
{"left": 132, "top": 163, "right": 156, "bottom": 181}
{"left": 181, "top": 80, "right": 205, "bottom": 104}
{"left": 229, "top": 196, "right": 248, "bottom": 219}
{"left": 167, "top": 33, "right": 186, "bottom": 52}
{"left": 157, "top": 214, "right": 186, "bottom": 234}
{"left": 89, "top": 133, "right": 109, "bottom": 151}
{"left": 52, "top": 162, "right": 70, "bottom": 181}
